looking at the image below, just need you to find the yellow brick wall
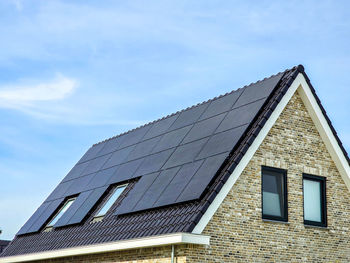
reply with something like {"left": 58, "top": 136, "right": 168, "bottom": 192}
{"left": 29, "top": 91, "right": 350, "bottom": 262}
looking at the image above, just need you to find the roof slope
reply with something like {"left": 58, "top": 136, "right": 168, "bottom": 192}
{"left": 2, "top": 65, "right": 347, "bottom": 257}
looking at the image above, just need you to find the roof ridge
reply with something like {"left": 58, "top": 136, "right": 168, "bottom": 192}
{"left": 93, "top": 65, "right": 299, "bottom": 146}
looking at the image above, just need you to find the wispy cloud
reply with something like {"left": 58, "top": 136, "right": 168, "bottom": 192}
{"left": 0, "top": 74, "right": 76, "bottom": 104}
{"left": 0, "top": 74, "right": 78, "bottom": 118}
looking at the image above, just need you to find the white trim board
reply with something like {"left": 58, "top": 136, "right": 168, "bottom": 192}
{"left": 0, "top": 233, "right": 210, "bottom": 263}
{"left": 192, "top": 73, "right": 350, "bottom": 234}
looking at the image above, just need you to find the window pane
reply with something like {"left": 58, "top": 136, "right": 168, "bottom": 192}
{"left": 96, "top": 185, "right": 127, "bottom": 217}
{"left": 48, "top": 198, "right": 75, "bottom": 227}
{"left": 304, "top": 179, "right": 321, "bottom": 222}
{"left": 263, "top": 172, "right": 284, "bottom": 217}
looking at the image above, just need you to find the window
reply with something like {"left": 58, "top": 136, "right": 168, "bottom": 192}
{"left": 303, "top": 174, "right": 327, "bottom": 227}
{"left": 46, "top": 197, "right": 76, "bottom": 228}
{"left": 94, "top": 184, "right": 127, "bottom": 218}
{"left": 262, "top": 166, "right": 288, "bottom": 221}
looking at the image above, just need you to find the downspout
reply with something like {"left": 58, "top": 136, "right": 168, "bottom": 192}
{"left": 171, "top": 244, "right": 175, "bottom": 263}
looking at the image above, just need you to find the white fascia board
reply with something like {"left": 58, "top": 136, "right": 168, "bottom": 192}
{"left": 297, "top": 77, "right": 350, "bottom": 190}
{"left": 0, "top": 233, "right": 210, "bottom": 263}
{"left": 192, "top": 73, "right": 350, "bottom": 234}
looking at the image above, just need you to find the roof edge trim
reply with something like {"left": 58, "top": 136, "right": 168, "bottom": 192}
{"left": 0, "top": 233, "right": 210, "bottom": 263}
{"left": 193, "top": 71, "right": 350, "bottom": 234}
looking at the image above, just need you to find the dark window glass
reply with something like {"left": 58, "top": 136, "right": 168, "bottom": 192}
{"left": 262, "top": 166, "right": 288, "bottom": 221}
{"left": 303, "top": 174, "right": 327, "bottom": 227}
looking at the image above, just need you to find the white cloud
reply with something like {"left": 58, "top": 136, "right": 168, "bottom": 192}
{"left": 0, "top": 74, "right": 79, "bottom": 120}
{"left": 0, "top": 74, "right": 76, "bottom": 104}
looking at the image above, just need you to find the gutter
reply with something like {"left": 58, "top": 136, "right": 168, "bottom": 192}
{"left": 0, "top": 233, "right": 210, "bottom": 263}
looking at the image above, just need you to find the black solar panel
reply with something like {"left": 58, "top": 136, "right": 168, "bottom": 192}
{"left": 85, "top": 167, "right": 118, "bottom": 191}
{"left": 54, "top": 191, "right": 92, "bottom": 227}
{"left": 16, "top": 202, "right": 51, "bottom": 235}
{"left": 67, "top": 186, "right": 108, "bottom": 225}
{"left": 114, "top": 172, "right": 159, "bottom": 215}
{"left": 177, "top": 152, "right": 229, "bottom": 202}
{"left": 102, "top": 145, "right": 135, "bottom": 169}
{"left": 169, "top": 102, "right": 209, "bottom": 130}
{"left": 143, "top": 114, "right": 179, "bottom": 140}
{"left": 108, "top": 158, "right": 145, "bottom": 184}
{"left": 154, "top": 160, "right": 204, "bottom": 207}
{"left": 97, "top": 136, "right": 123, "bottom": 156}
{"left": 77, "top": 142, "right": 106, "bottom": 164}
{"left": 196, "top": 125, "right": 248, "bottom": 160}
{"left": 46, "top": 180, "right": 74, "bottom": 202}
{"left": 132, "top": 167, "right": 180, "bottom": 212}
{"left": 182, "top": 113, "right": 226, "bottom": 144}
{"left": 118, "top": 125, "right": 151, "bottom": 149}
{"left": 26, "top": 198, "right": 64, "bottom": 234}
{"left": 216, "top": 99, "right": 266, "bottom": 133}
{"left": 133, "top": 149, "right": 174, "bottom": 177}
{"left": 163, "top": 138, "right": 208, "bottom": 169}
{"left": 126, "top": 136, "right": 161, "bottom": 162}
{"left": 199, "top": 89, "right": 244, "bottom": 121}
{"left": 233, "top": 73, "right": 282, "bottom": 108}
{"left": 80, "top": 154, "right": 112, "bottom": 176}
{"left": 62, "top": 162, "right": 89, "bottom": 182}
{"left": 151, "top": 126, "right": 192, "bottom": 153}
{"left": 17, "top": 71, "right": 284, "bottom": 235}
{"left": 64, "top": 174, "right": 95, "bottom": 196}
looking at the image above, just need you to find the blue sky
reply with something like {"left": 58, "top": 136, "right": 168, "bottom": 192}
{"left": 0, "top": 0, "right": 349, "bottom": 240}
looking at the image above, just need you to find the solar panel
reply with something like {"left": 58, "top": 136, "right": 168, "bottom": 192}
{"left": 233, "top": 73, "right": 282, "bottom": 108}
{"left": 80, "top": 153, "right": 112, "bottom": 176}
{"left": 182, "top": 113, "right": 226, "bottom": 144}
{"left": 102, "top": 145, "right": 136, "bottom": 169}
{"left": 77, "top": 142, "right": 106, "bottom": 164}
{"left": 46, "top": 180, "right": 74, "bottom": 202}
{"left": 64, "top": 174, "right": 95, "bottom": 196}
{"left": 177, "top": 152, "right": 228, "bottom": 202}
{"left": 18, "top": 71, "right": 283, "bottom": 232}
{"left": 143, "top": 114, "right": 179, "bottom": 140}
{"left": 196, "top": 125, "right": 248, "bottom": 160}
{"left": 62, "top": 162, "right": 89, "bottom": 182}
{"left": 26, "top": 198, "right": 64, "bottom": 234}
{"left": 114, "top": 172, "right": 159, "bottom": 215}
{"left": 84, "top": 166, "right": 118, "bottom": 191}
{"left": 118, "top": 125, "right": 152, "bottom": 149}
{"left": 97, "top": 138, "right": 122, "bottom": 158}
{"left": 54, "top": 191, "right": 92, "bottom": 227}
{"left": 132, "top": 167, "right": 180, "bottom": 211}
{"left": 133, "top": 149, "right": 174, "bottom": 177}
{"left": 67, "top": 186, "right": 109, "bottom": 225}
{"left": 216, "top": 99, "right": 265, "bottom": 133}
{"left": 108, "top": 158, "right": 144, "bottom": 184}
{"left": 151, "top": 125, "right": 192, "bottom": 153}
{"left": 199, "top": 89, "right": 244, "bottom": 121}
{"left": 154, "top": 160, "right": 204, "bottom": 207}
{"left": 163, "top": 138, "right": 208, "bottom": 169}
{"left": 169, "top": 102, "right": 209, "bottom": 130}
{"left": 126, "top": 136, "right": 161, "bottom": 162}
{"left": 16, "top": 202, "right": 51, "bottom": 235}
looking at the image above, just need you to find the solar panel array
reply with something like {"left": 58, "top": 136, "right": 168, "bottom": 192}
{"left": 17, "top": 72, "right": 283, "bottom": 235}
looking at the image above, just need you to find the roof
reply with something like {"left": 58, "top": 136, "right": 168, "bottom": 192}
{"left": 0, "top": 241, "right": 10, "bottom": 247}
{"left": 2, "top": 65, "right": 349, "bottom": 258}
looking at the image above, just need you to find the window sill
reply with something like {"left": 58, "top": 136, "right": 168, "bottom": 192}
{"left": 262, "top": 219, "right": 290, "bottom": 225}
{"left": 304, "top": 224, "right": 328, "bottom": 230}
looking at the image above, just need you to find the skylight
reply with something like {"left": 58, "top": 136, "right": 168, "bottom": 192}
{"left": 95, "top": 184, "right": 127, "bottom": 218}
{"left": 46, "top": 198, "right": 76, "bottom": 228}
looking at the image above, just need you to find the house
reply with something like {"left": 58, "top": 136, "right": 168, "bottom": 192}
{"left": 0, "top": 241, "right": 10, "bottom": 254}
{"left": 0, "top": 65, "right": 349, "bottom": 262}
